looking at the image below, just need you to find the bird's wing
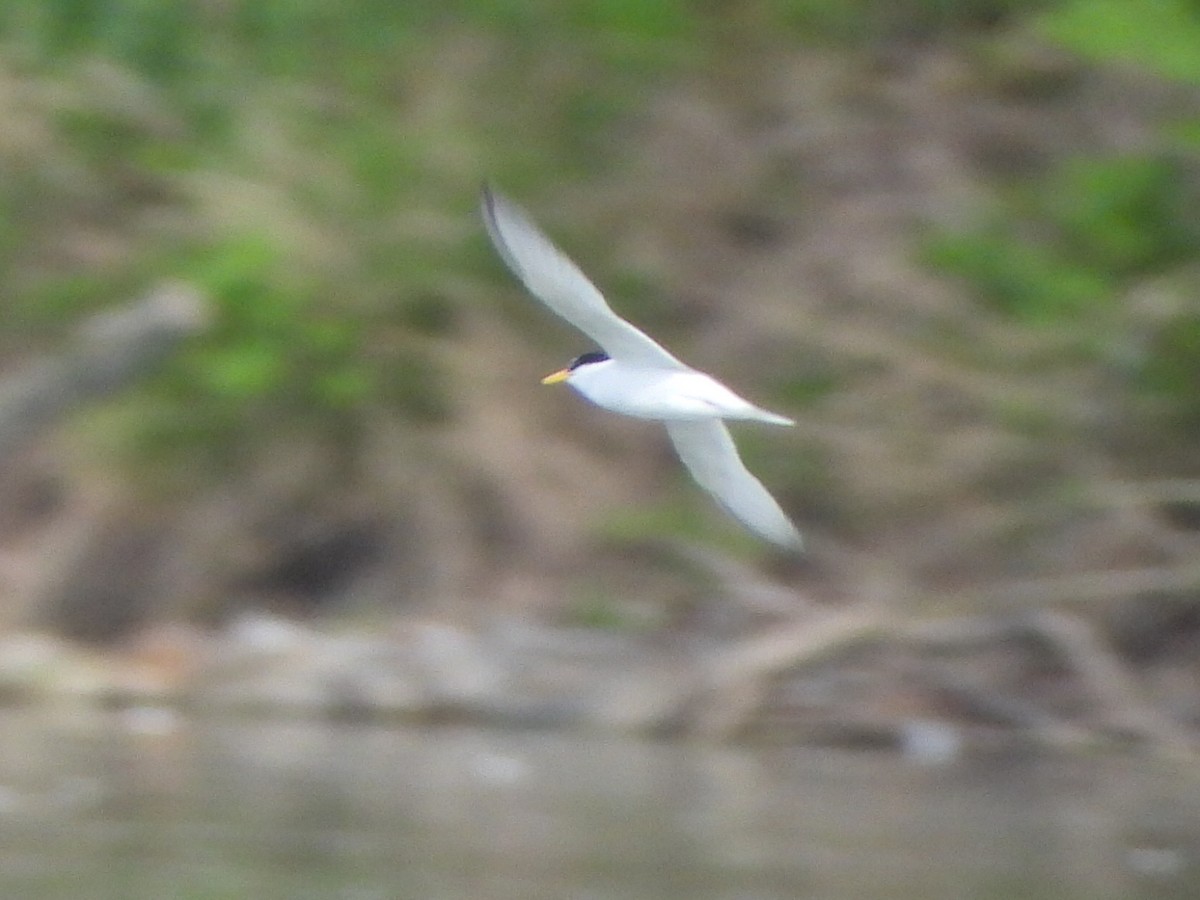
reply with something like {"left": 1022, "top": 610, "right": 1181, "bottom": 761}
{"left": 481, "top": 186, "right": 686, "bottom": 369}
{"left": 665, "top": 420, "right": 802, "bottom": 550}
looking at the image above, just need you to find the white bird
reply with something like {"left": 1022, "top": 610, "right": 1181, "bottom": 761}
{"left": 481, "top": 186, "right": 802, "bottom": 550}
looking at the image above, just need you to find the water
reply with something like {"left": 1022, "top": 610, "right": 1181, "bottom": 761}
{"left": 0, "top": 708, "right": 1196, "bottom": 899}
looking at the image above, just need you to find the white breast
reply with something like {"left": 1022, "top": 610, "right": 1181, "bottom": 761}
{"left": 567, "top": 362, "right": 781, "bottom": 422}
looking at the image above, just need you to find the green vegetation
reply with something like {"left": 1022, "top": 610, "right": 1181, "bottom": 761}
{"left": 1139, "top": 311, "right": 1200, "bottom": 430}
{"left": 922, "top": 155, "right": 1197, "bottom": 327}
{"left": 920, "top": 0, "right": 1200, "bottom": 443}
{"left": 5, "top": 0, "right": 845, "bottom": 482}
{"left": 1040, "top": 0, "right": 1200, "bottom": 85}
{"left": 2, "top": 0, "right": 1200, "bottom": 607}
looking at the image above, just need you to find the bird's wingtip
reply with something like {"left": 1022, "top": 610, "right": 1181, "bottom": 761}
{"left": 479, "top": 183, "right": 518, "bottom": 238}
{"left": 479, "top": 181, "right": 497, "bottom": 215}
{"left": 770, "top": 523, "right": 804, "bottom": 552}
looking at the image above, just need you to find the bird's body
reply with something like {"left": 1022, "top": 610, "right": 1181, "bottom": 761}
{"left": 480, "top": 186, "right": 802, "bottom": 550}
{"left": 565, "top": 360, "right": 794, "bottom": 425}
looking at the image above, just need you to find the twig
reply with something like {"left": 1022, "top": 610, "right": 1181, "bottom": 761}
{"left": 1024, "top": 609, "right": 1197, "bottom": 758}
{"left": 1087, "top": 478, "right": 1200, "bottom": 507}
{"left": 696, "top": 604, "right": 886, "bottom": 737}
{"left": 0, "top": 282, "right": 208, "bottom": 463}
{"left": 948, "top": 563, "right": 1200, "bottom": 609}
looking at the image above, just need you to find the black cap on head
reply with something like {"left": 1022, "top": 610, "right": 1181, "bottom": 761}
{"left": 568, "top": 350, "right": 610, "bottom": 370}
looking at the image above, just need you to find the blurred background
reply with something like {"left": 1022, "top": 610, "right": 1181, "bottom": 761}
{"left": 1, "top": 1, "right": 1200, "bottom": 897}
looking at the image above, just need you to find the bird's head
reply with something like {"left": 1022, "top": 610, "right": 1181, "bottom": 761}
{"left": 541, "top": 350, "right": 610, "bottom": 385}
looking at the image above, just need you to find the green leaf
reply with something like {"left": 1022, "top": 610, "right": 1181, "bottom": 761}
{"left": 1040, "top": 0, "right": 1200, "bottom": 84}
{"left": 194, "top": 344, "right": 289, "bottom": 399}
{"left": 313, "top": 369, "right": 373, "bottom": 409}
{"left": 924, "top": 231, "right": 1114, "bottom": 324}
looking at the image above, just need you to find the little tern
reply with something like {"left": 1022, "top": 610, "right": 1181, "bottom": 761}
{"left": 481, "top": 186, "right": 802, "bottom": 550}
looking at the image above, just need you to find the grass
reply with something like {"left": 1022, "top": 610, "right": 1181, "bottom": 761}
{"left": 0, "top": 2, "right": 736, "bottom": 477}
{"left": 3, "top": 0, "right": 1200, "bottom": 630}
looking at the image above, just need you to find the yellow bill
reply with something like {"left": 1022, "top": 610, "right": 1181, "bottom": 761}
{"left": 540, "top": 368, "right": 571, "bottom": 385}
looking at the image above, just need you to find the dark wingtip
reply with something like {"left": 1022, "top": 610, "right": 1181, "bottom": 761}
{"left": 480, "top": 183, "right": 515, "bottom": 242}
{"left": 479, "top": 182, "right": 524, "bottom": 278}
{"left": 479, "top": 182, "right": 503, "bottom": 245}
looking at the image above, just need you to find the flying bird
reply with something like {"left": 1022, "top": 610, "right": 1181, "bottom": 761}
{"left": 480, "top": 186, "right": 802, "bottom": 550}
